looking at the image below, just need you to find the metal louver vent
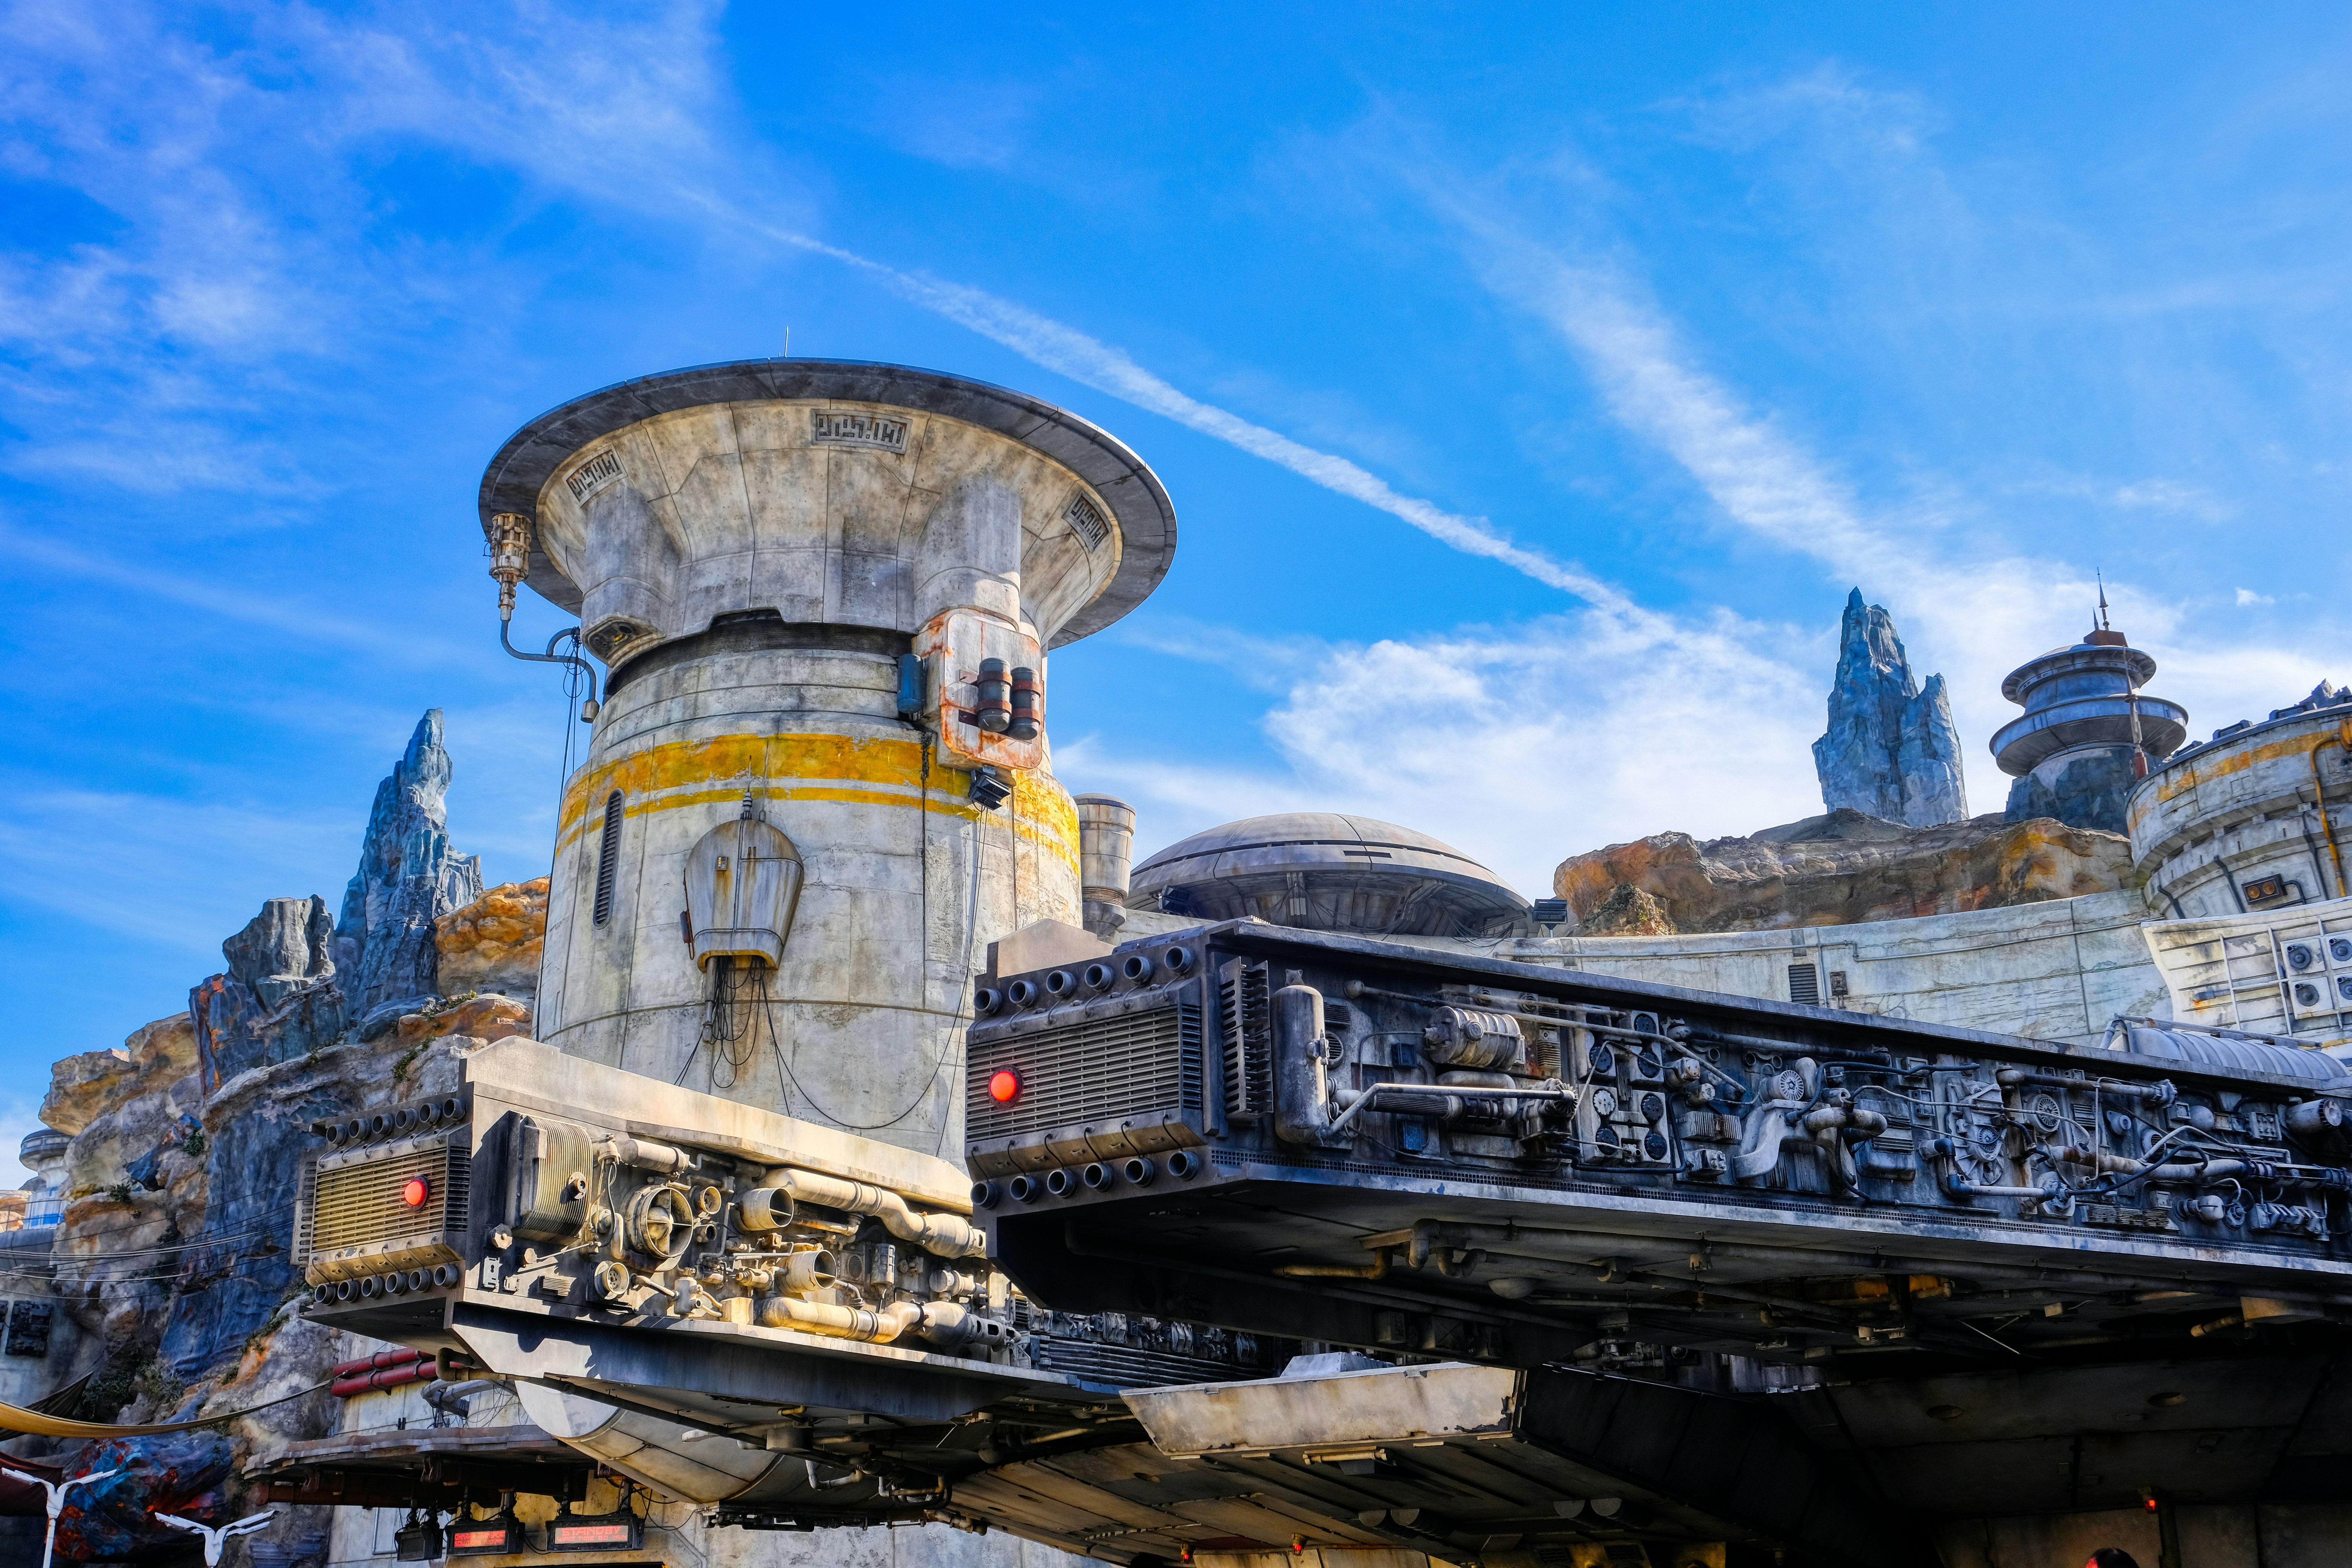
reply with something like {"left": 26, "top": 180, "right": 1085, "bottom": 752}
{"left": 1220, "top": 959, "right": 1271, "bottom": 1120}
{"left": 593, "top": 792, "right": 623, "bottom": 926}
{"left": 966, "top": 1005, "right": 1203, "bottom": 1142}
{"left": 302, "top": 1131, "right": 471, "bottom": 1283}
{"left": 1788, "top": 963, "right": 1820, "bottom": 1007}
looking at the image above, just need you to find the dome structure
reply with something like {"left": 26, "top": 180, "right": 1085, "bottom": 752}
{"left": 1127, "top": 812, "right": 1528, "bottom": 937}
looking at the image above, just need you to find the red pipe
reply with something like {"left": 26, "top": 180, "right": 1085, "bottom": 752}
{"left": 329, "top": 1362, "right": 441, "bottom": 1398}
{"left": 331, "top": 1347, "right": 423, "bottom": 1379}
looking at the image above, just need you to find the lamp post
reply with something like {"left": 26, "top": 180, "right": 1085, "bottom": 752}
{"left": 1, "top": 1464, "right": 124, "bottom": 1568}
{"left": 155, "top": 1507, "right": 280, "bottom": 1565}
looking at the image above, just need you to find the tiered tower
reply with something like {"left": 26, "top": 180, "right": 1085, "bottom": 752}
{"left": 1992, "top": 598, "right": 2187, "bottom": 836}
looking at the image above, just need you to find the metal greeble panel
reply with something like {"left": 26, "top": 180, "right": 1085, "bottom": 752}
{"left": 967, "top": 1003, "right": 1203, "bottom": 1142}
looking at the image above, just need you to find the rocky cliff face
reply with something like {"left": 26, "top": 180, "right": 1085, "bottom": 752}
{"left": 4, "top": 712, "right": 544, "bottom": 1566}
{"left": 1554, "top": 808, "right": 2132, "bottom": 933}
{"left": 1813, "top": 588, "right": 1970, "bottom": 828}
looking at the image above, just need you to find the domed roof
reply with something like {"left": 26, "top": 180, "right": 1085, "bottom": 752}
{"left": 1128, "top": 812, "right": 1527, "bottom": 937}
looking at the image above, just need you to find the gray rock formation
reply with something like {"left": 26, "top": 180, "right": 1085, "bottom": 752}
{"left": 334, "top": 710, "right": 483, "bottom": 1012}
{"left": 1812, "top": 588, "right": 1969, "bottom": 828}
{"left": 221, "top": 895, "right": 335, "bottom": 1007}
{"left": 2003, "top": 751, "right": 2138, "bottom": 835}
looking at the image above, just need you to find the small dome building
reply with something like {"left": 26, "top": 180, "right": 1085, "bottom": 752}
{"left": 1127, "top": 812, "right": 1529, "bottom": 937}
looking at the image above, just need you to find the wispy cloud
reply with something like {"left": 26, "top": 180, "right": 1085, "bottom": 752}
{"left": 1067, "top": 604, "right": 1823, "bottom": 891}
{"left": 0, "top": 784, "right": 354, "bottom": 954}
{"left": 0, "top": 522, "right": 462, "bottom": 662}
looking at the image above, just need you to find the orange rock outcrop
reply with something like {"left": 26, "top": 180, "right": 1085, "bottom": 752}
{"left": 1553, "top": 809, "right": 2132, "bottom": 934}
{"left": 433, "top": 877, "right": 547, "bottom": 999}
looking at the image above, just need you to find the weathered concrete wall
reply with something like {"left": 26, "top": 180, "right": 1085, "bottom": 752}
{"left": 1417, "top": 888, "right": 2168, "bottom": 1047}
{"left": 2139, "top": 891, "right": 2352, "bottom": 1047}
{"left": 2130, "top": 699, "right": 2352, "bottom": 919}
{"left": 536, "top": 648, "right": 1079, "bottom": 1160}
{"left": 528, "top": 399, "right": 1127, "bottom": 657}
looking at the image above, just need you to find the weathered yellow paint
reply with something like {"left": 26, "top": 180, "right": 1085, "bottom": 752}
{"left": 555, "top": 732, "right": 1079, "bottom": 872}
{"left": 2149, "top": 723, "right": 2349, "bottom": 806}
{"left": 561, "top": 733, "right": 940, "bottom": 822}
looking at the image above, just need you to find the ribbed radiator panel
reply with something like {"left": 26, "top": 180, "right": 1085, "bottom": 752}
{"left": 309, "top": 1135, "right": 468, "bottom": 1255}
{"left": 967, "top": 1005, "right": 1202, "bottom": 1141}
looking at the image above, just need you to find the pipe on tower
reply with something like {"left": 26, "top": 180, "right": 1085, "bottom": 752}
{"left": 1074, "top": 795, "right": 1136, "bottom": 941}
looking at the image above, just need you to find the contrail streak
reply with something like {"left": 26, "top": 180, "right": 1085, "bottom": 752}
{"left": 742, "top": 218, "right": 1630, "bottom": 613}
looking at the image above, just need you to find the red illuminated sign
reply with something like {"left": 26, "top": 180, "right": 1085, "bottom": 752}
{"left": 989, "top": 1069, "right": 1020, "bottom": 1103}
{"left": 400, "top": 1175, "right": 430, "bottom": 1208}
{"left": 551, "top": 1520, "right": 641, "bottom": 1548}
{"left": 447, "top": 1519, "right": 520, "bottom": 1556}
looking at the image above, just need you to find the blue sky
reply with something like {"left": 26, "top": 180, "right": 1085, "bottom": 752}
{"left": 3, "top": 3, "right": 2349, "bottom": 1174}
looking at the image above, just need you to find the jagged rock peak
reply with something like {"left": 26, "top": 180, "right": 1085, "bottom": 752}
{"left": 1811, "top": 588, "right": 1969, "bottom": 829}
{"left": 334, "top": 710, "right": 483, "bottom": 1011}
{"left": 221, "top": 896, "right": 336, "bottom": 1008}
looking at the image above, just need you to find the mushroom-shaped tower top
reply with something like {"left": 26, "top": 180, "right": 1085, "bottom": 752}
{"left": 477, "top": 358, "right": 1176, "bottom": 667}
{"left": 1991, "top": 626, "right": 2188, "bottom": 778}
{"left": 1129, "top": 812, "right": 1527, "bottom": 937}
{"left": 1990, "top": 619, "right": 2189, "bottom": 835}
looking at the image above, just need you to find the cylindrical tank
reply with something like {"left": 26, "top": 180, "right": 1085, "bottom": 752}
{"left": 2131, "top": 691, "right": 2352, "bottom": 920}
{"left": 477, "top": 361, "right": 1175, "bottom": 1156}
{"left": 517, "top": 1383, "right": 872, "bottom": 1507}
{"left": 1075, "top": 793, "right": 1136, "bottom": 940}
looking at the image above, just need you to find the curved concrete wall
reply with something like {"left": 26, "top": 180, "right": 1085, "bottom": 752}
{"left": 537, "top": 643, "right": 1079, "bottom": 1158}
{"left": 2129, "top": 706, "right": 2352, "bottom": 920}
{"left": 529, "top": 399, "right": 1125, "bottom": 660}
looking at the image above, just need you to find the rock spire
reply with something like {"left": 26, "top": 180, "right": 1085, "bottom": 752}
{"left": 1811, "top": 588, "right": 1969, "bottom": 828}
{"left": 334, "top": 709, "right": 483, "bottom": 1012}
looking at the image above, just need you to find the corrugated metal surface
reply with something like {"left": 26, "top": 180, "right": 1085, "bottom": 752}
{"left": 967, "top": 1004, "right": 1202, "bottom": 1141}
{"left": 1221, "top": 961, "right": 1269, "bottom": 1119}
{"left": 310, "top": 1135, "right": 468, "bottom": 1254}
{"left": 2121, "top": 1022, "right": 2347, "bottom": 1083}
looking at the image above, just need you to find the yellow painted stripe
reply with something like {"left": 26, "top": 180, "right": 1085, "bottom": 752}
{"left": 556, "top": 733, "right": 1078, "bottom": 871}
{"left": 2138, "top": 717, "right": 2352, "bottom": 822}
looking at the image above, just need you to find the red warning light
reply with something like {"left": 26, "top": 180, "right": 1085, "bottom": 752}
{"left": 988, "top": 1069, "right": 1020, "bottom": 1104}
{"left": 401, "top": 1176, "right": 431, "bottom": 1208}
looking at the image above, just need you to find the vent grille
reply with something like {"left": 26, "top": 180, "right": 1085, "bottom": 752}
{"left": 1220, "top": 960, "right": 1271, "bottom": 1120}
{"left": 310, "top": 1136, "right": 469, "bottom": 1255}
{"left": 967, "top": 1004, "right": 1202, "bottom": 1142}
{"left": 594, "top": 792, "right": 623, "bottom": 925}
{"left": 1030, "top": 1339, "right": 1269, "bottom": 1392}
{"left": 1788, "top": 962, "right": 1820, "bottom": 1007}
{"left": 292, "top": 1153, "right": 318, "bottom": 1263}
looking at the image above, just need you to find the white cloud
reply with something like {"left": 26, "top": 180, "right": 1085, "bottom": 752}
{"left": 1401, "top": 157, "right": 2329, "bottom": 803}
{"left": 2236, "top": 588, "right": 2276, "bottom": 607}
{"left": 1068, "top": 605, "right": 1824, "bottom": 894}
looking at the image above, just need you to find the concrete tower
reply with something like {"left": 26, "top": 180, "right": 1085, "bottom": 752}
{"left": 1993, "top": 606, "right": 2186, "bottom": 836}
{"left": 477, "top": 360, "right": 1174, "bottom": 1157}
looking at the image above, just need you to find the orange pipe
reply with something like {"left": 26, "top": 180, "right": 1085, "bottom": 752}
{"left": 2312, "top": 720, "right": 2351, "bottom": 899}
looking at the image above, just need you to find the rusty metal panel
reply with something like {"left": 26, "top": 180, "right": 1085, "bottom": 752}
{"left": 1124, "top": 1363, "right": 1518, "bottom": 1458}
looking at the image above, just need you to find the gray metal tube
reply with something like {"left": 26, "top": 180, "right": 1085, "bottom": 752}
{"left": 1274, "top": 984, "right": 1340, "bottom": 1147}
